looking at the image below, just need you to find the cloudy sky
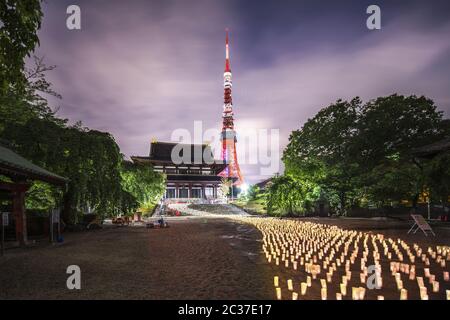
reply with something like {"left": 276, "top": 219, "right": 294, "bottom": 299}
{"left": 36, "top": 0, "right": 450, "bottom": 183}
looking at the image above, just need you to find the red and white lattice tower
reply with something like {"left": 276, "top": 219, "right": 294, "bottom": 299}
{"left": 219, "top": 30, "right": 244, "bottom": 185}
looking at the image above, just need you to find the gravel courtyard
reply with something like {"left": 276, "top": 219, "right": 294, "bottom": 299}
{"left": 0, "top": 218, "right": 273, "bottom": 299}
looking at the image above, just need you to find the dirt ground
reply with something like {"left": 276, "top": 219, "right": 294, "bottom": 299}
{"left": 0, "top": 217, "right": 273, "bottom": 300}
{"left": 0, "top": 216, "right": 449, "bottom": 300}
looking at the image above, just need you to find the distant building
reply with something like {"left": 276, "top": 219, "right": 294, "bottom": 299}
{"left": 254, "top": 177, "right": 273, "bottom": 191}
{"left": 132, "top": 142, "right": 230, "bottom": 200}
{"left": 412, "top": 138, "right": 450, "bottom": 159}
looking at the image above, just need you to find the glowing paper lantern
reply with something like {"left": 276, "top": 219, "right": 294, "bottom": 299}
{"left": 276, "top": 287, "right": 282, "bottom": 300}
{"left": 287, "top": 279, "right": 293, "bottom": 291}
{"left": 432, "top": 281, "right": 439, "bottom": 293}
{"left": 340, "top": 283, "right": 347, "bottom": 296}
{"left": 358, "top": 287, "right": 366, "bottom": 300}
{"left": 300, "top": 282, "right": 307, "bottom": 295}
{"left": 352, "top": 287, "right": 359, "bottom": 300}
{"left": 321, "top": 287, "right": 327, "bottom": 300}
{"left": 400, "top": 289, "right": 408, "bottom": 300}
{"left": 274, "top": 276, "right": 279, "bottom": 287}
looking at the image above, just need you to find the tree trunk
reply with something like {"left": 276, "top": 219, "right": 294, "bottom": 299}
{"left": 339, "top": 192, "right": 347, "bottom": 216}
{"left": 62, "top": 187, "right": 74, "bottom": 224}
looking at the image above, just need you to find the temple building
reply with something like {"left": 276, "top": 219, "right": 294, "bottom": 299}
{"left": 131, "top": 142, "right": 228, "bottom": 200}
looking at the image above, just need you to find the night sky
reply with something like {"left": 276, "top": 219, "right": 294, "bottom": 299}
{"left": 36, "top": 0, "right": 450, "bottom": 183}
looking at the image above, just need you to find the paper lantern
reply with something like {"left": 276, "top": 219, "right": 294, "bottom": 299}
{"left": 377, "top": 295, "right": 384, "bottom": 300}
{"left": 292, "top": 292, "right": 298, "bottom": 300}
{"left": 358, "top": 287, "right": 366, "bottom": 300}
{"left": 419, "top": 286, "right": 427, "bottom": 300}
{"left": 400, "top": 289, "right": 408, "bottom": 300}
{"left": 301, "top": 282, "right": 307, "bottom": 295}
{"left": 417, "top": 277, "right": 424, "bottom": 288}
{"left": 321, "top": 287, "right": 327, "bottom": 300}
{"left": 276, "top": 287, "right": 282, "bottom": 300}
{"left": 336, "top": 293, "right": 342, "bottom": 300}
{"left": 447, "top": 290, "right": 450, "bottom": 300}
{"left": 340, "top": 283, "right": 347, "bottom": 296}
{"left": 360, "top": 273, "right": 366, "bottom": 284}
{"left": 432, "top": 281, "right": 439, "bottom": 293}
{"left": 274, "top": 276, "right": 279, "bottom": 287}
{"left": 327, "top": 273, "right": 332, "bottom": 283}
{"left": 444, "top": 271, "right": 449, "bottom": 281}
{"left": 287, "top": 279, "right": 293, "bottom": 291}
{"left": 352, "top": 287, "right": 359, "bottom": 300}
{"left": 396, "top": 279, "right": 403, "bottom": 290}
{"left": 307, "top": 276, "right": 312, "bottom": 287}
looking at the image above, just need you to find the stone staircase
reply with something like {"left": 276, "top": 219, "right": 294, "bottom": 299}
{"left": 167, "top": 203, "right": 250, "bottom": 217}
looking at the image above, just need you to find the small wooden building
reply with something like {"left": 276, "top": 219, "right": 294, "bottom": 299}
{"left": 0, "top": 144, "right": 67, "bottom": 245}
{"left": 412, "top": 138, "right": 450, "bottom": 159}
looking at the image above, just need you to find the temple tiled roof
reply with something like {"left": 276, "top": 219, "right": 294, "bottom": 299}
{"left": 0, "top": 145, "right": 68, "bottom": 185}
{"left": 149, "top": 142, "right": 216, "bottom": 163}
{"left": 412, "top": 138, "right": 450, "bottom": 158}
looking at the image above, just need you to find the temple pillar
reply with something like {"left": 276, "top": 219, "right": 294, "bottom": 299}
{"left": 188, "top": 185, "right": 192, "bottom": 199}
{"left": 201, "top": 184, "right": 206, "bottom": 199}
{"left": 12, "top": 183, "right": 29, "bottom": 246}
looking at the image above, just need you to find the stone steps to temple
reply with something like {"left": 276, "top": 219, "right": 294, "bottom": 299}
{"left": 166, "top": 203, "right": 250, "bottom": 217}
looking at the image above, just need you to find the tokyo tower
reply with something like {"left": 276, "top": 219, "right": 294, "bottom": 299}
{"left": 219, "top": 30, "right": 244, "bottom": 185}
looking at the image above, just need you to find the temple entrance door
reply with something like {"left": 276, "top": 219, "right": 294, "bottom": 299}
{"left": 178, "top": 188, "right": 189, "bottom": 198}
{"left": 191, "top": 188, "right": 201, "bottom": 198}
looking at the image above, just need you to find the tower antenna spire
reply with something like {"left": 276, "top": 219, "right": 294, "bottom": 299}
{"left": 225, "top": 28, "right": 231, "bottom": 72}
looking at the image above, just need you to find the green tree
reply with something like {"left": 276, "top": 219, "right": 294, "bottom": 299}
{"left": 220, "top": 177, "right": 232, "bottom": 198}
{"left": 356, "top": 95, "right": 445, "bottom": 208}
{"left": 283, "top": 98, "right": 362, "bottom": 214}
{"left": 283, "top": 94, "right": 447, "bottom": 214}
{"left": 357, "top": 95, "right": 444, "bottom": 169}
{"left": 0, "top": 0, "right": 43, "bottom": 95}
{"left": 266, "top": 175, "right": 314, "bottom": 216}
{"left": 426, "top": 152, "right": 450, "bottom": 210}
{"left": 120, "top": 161, "right": 166, "bottom": 213}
